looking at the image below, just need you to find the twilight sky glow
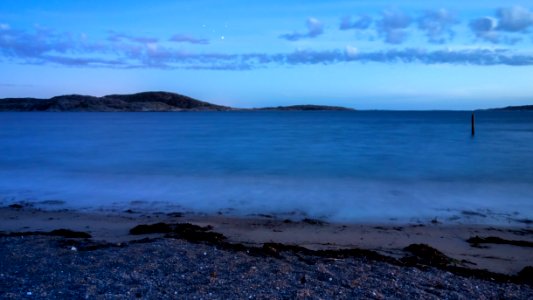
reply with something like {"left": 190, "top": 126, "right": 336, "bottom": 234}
{"left": 1, "top": 1, "right": 533, "bottom": 109}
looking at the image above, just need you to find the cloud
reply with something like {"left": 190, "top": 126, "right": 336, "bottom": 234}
{"left": 0, "top": 26, "right": 159, "bottom": 67}
{"left": 40, "top": 55, "right": 127, "bottom": 67}
{"left": 275, "top": 48, "right": 533, "bottom": 66}
{"left": 2, "top": 24, "right": 533, "bottom": 70}
{"left": 184, "top": 63, "right": 254, "bottom": 71}
{"left": 0, "top": 25, "right": 82, "bottom": 58}
{"left": 496, "top": 6, "right": 533, "bottom": 32}
{"left": 378, "top": 10, "right": 412, "bottom": 44}
{"left": 169, "top": 34, "right": 209, "bottom": 45}
{"left": 339, "top": 15, "right": 372, "bottom": 30}
{"left": 344, "top": 45, "right": 359, "bottom": 58}
{"left": 469, "top": 17, "right": 522, "bottom": 44}
{"left": 107, "top": 32, "right": 158, "bottom": 44}
{"left": 469, "top": 17, "right": 499, "bottom": 42}
{"left": 469, "top": 7, "right": 533, "bottom": 43}
{"left": 418, "top": 9, "right": 458, "bottom": 43}
{"left": 280, "top": 18, "right": 324, "bottom": 41}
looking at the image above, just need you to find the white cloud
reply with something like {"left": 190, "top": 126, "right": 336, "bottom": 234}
{"left": 344, "top": 45, "right": 358, "bottom": 58}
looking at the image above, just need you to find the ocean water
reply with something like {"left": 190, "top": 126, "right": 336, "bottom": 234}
{"left": 1, "top": 111, "right": 532, "bottom": 224}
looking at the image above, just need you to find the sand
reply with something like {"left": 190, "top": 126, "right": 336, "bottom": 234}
{"left": 1, "top": 206, "right": 532, "bottom": 275}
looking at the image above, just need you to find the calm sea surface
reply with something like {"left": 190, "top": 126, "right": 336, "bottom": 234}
{"left": 1, "top": 111, "right": 532, "bottom": 224}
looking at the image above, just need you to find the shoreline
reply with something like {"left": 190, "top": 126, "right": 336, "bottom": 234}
{"left": 1, "top": 205, "right": 532, "bottom": 275}
{"left": 2, "top": 205, "right": 533, "bottom": 298}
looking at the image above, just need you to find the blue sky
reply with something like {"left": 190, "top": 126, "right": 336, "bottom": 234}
{"left": 1, "top": 1, "right": 533, "bottom": 109}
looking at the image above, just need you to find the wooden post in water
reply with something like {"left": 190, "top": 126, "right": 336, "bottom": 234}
{"left": 471, "top": 112, "right": 475, "bottom": 136}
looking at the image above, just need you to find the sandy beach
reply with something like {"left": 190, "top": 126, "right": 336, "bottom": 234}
{"left": 3, "top": 0, "right": 533, "bottom": 298}
{"left": 1, "top": 204, "right": 532, "bottom": 298}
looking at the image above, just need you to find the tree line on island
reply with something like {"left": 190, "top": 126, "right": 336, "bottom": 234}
{"left": 0, "top": 92, "right": 353, "bottom": 112}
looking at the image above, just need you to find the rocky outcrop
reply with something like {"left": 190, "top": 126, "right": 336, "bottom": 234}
{"left": 0, "top": 91, "right": 356, "bottom": 112}
{"left": 0, "top": 92, "right": 231, "bottom": 112}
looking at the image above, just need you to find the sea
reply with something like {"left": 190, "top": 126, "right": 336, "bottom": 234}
{"left": 1, "top": 111, "right": 532, "bottom": 224}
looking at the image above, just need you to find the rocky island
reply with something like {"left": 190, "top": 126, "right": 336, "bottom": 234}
{"left": 0, "top": 92, "right": 231, "bottom": 112}
{"left": 488, "top": 105, "right": 533, "bottom": 111}
{"left": 0, "top": 91, "right": 354, "bottom": 112}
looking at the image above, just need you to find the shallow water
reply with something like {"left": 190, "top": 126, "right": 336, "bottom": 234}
{"left": 1, "top": 111, "right": 532, "bottom": 224}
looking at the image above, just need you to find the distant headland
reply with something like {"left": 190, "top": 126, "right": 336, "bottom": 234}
{"left": 485, "top": 105, "right": 533, "bottom": 111}
{"left": 257, "top": 104, "right": 352, "bottom": 111}
{"left": 0, "top": 91, "right": 354, "bottom": 112}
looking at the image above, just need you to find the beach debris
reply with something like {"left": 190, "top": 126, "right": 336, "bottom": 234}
{"left": 2, "top": 225, "right": 533, "bottom": 295}
{"left": 167, "top": 212, "right": 184, "bottom": 218}
{"left": 165, "top": 224, "right": 226, "bottom": 244}
{"left": 26, "top": 292, "right": 32, "bottom": 296}
{"left": 461, "top": 210, "right": 487, "bottom": 218}
{"left": 257, "top": 214, "right": 273, "bottom": 219}
{"left": 402, "top": 244, "right": 452, "bottom": 268}
{"left": 127, "top": 222, "right": 533, "bottom": 287}
{"left": 467, "top": 236, "right": 533, "bottom": 248}
{"left": 507, "top": 229, "right": 533, "bottom": 236}
{"left": 8, "top": 204, "right": 23, "bottom": 209}
{"left": 518, "top": 266, "right": 533, "bottom": 285}
{"left": 410, "top": 224, "right": 426, "bottom": 228}
{"left": 302, "top": 218, "right": 327, "bottom": 226}
{"left": 1, "top": 235, "right": 532, "bottom": 298}
{"left": 130, "top": 222, "right": 227, "bottom": 245}
{"left": 49, "top": 229, "right": 92, "bottom": 239}
{"left": 129, "top": 223, "right": 173, "bottom": 235}
{"left": 71, "top": 246, "right": 77, "bottom": 251}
